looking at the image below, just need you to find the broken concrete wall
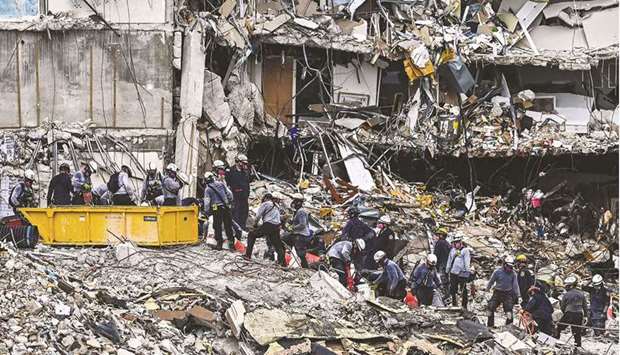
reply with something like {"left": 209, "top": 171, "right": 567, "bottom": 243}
{"left": 0, "top": 30, "right": 173, "bottom": 129}
{"left": 47, "top": 0, "right": 168, "bottom": 24}
{"left": 333, "top": 61, "right": 379, "bottom": 106}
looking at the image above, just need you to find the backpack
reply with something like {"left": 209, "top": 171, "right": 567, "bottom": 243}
{"left": 107, "top": 173, "right": 121, "bottom": 194}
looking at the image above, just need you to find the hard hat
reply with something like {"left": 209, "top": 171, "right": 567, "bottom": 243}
{"left": 204, "top": 171, "right": 215, "bottom": 181}
{"left": 378, "top": 215, "right": 391, "bottom": 224}
{"left": 373, "top": 250, "right": 386, "bottom": 263}
{"left": 291, "top": 193, "right": 304, "bottom": 201}
{"left": 24, "top": 169, "right": 36, "bottom": 181}
{"left": 213, "top": 160, "right": 225, "bottom": 169}
{"left": 451, "top": 233, "right": 463, "bottom": 242}
{"left": 592, "top": 274, "right": 604, "bottom": 286}
{"left": 504, "top": 255, "right": 515, "bottom": 265}
{"left": 59, "top": 163, "right": 70, "bottom": 171}
{"left": 516, "top": 254, "right": 527, "bottom": 262}
{"left": 564, "top": 276, "right": 577, "bottom": 286}
{"left": 427, "top": 254, "right": 438, "bottom": 265}
{"left": 88, "top": 161, "right": 98, "bottom": 173}
{"left": 235, "top": 154, "right": 248, "bottom": 163}
{"left": 166, "top": 163, "right": 178, "bottom": 172}
{"left": 354, "top": 239, "right": 366, "bottom": 251}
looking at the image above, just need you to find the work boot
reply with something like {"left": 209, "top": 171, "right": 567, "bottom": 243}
{"left": 214, "top": 242, "right": 223, "bottom": 251}
{"left": 505, "top": 311, "right": 513, "bottom": 325}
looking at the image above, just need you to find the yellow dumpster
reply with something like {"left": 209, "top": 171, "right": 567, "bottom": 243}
{"left": 19, "top": 206, "right": 199, "bottom": 246}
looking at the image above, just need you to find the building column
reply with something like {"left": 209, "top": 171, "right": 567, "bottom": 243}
{"left": 175, "top": 27, "right": 205, "bottom": 198}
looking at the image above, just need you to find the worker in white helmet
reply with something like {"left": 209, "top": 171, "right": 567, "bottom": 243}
{"left": 555, "top": 276, "right": 588, "bottom": 346}
{"left": 486, "top": 255, "right": 520, "bottom": 327}
{"left": 281, "top": 193, "right": 313, "bottom": 268}
{"left": 161, "top": 163, "right": 183, "bottom": 206}
{"left": 446, "top": 233, "right": 471, "bottom": 309}
{"left": 410, "top": 254, "right": 441, "bottom": 306}
{"left": 9, "top": 169, "right": 37, "bottom": 214}
{"left": 326, "top": 238, "right": 366, "bottom": 289}
{"left": 583, "top": 274, "right": 609, "bottom": 336}
{"left": 225, "top": 153, "right": 250, "bottom": 238}
{"left": 71, "top": 161, "right": 97, "bottom": 205}
{"left": 371, "top": 250, "right": 407, "bottom": 300}
{"left": 365, "top": 214, "right": 396, "bottom": 269}
{"left": 212, "top": 160, "right": 227, "bottom": 182}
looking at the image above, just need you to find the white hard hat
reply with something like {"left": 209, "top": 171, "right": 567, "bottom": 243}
{"left": 213, "top": 160, "right": 225, "bottom": 169}
{"left": 373, "top": 250, "right": 386, "bottom": 263}
{"left": 166, "top": 163, "right": 178, "bottom": 171}
{"left": 564, "top": 276, "right": 577, "bottom": 286}
{"left": 236, "top": 154, "right": 248, "bottom": 162}
{"left": 88, "top": 161, "right": 98, "bottom": 173}
{"left": 291, "top": 193, "right": 304, "bottom": 201}
{"left": 504, "top": 255, "right": 515, "bottom": 265}
{"left": 427, "top": 254, "right": 438, "bottom": 265}
{"left": 378, "top": 215, "right": 392, "bottom": 224}
{"left": 354, "top": 239, "right": 366, "bottom": 251}
{"left": 24, "top": 169, "right": 36, "bottom": 181}
{"left": 451, "top": 233, "right": 464, "bottom": 242}
{"left": 204, "top": 171, "right": 215, "bottom": 179}
{"left": 592, "top": 274, "right": 604, "bottom": 286}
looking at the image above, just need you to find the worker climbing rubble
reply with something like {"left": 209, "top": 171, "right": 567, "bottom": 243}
{"left": 583, "top": 274, "right": 610, "bottom": 336}
{"left": 410, "top": 254, "right": 441, "bottom": 306}
{"left": 226, "top": 154, "right": 250, "bottom": 239}
{"left": 203, "top": 172, "right": 235, "bottom": 250}
{"left": 341, "top": 206, "right": 375, "bottom": 242}
{"left": 10, "top": 169, "right": 37, "bottom": 214}
{"left": 446, "top": 233, "right": 472, "bottom": 310}
{"left": 327, "top": 238, "right": 365, "bottom": 289}
{"left": 281, "top": 193, "right": 312, "bottom": 268}
{"left": 516, "top": 254, "right": 535, "bottom": 308}
{"left": 245, "top": 192, "right": 285, "bottom": 266}
{"left": 72, "top": 161, "right": 97, "bottom": 205}
{"left": 521, "top": 282, "right": 554, "bottom": 335}
{"left": 371, "top": 251, "right": 407, "bottom": 300}
{"left": 486, "top": 255, "right": 520, "bottom": 327}
{"left": 365, "top": 214, "right": 395, "bottom": 269}
{"left": 555, "top": 275, "right": 589, "bottom": 347}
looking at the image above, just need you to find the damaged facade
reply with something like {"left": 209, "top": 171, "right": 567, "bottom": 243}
{"left": 0, "top": 0, "right": 619, "bottom": 354}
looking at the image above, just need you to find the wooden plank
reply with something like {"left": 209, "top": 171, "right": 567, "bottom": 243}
{"left": 262, "top": 56, "right": 293, "bottom": 125}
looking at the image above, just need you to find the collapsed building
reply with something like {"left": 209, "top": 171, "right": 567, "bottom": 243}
{"left": 0, "top": 0, "right": 619, "bottom": 354}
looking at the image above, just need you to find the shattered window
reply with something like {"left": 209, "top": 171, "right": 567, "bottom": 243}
{"left": 0, "top": 0, "right": 39, "bottom": 19}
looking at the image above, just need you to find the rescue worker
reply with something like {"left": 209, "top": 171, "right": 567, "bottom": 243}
{"left": 555, "top": 276, "right": 588, "bottom": 347}
{"left": 92, "top": 184, "right": 110, "bottom": 205}
{"left": 213, "top": 160, "right": 227, "bottom": 182}
{"left": 410, "top": 254, "right": 441, "bottom": 306}
{"left": 364, "top": 214, "right": 394, "bottom": 269}
{"left": 47, "top": 163, "right": 72, "bottom": 206}
{"left": 486, "top": 255, "right": 520, "bottom": 327}
{"left": 245, "top": 192, "right": 285, "bottom": 266}
{"left": 282, "top": 193, "right": 312, "bottom": 268}
{"left": 327, "top": 239, "right": 366, "bottom": 288}
{"left": 446, "top": 234, "right": 471, "bottom": 309}
{"left": 523, "top": 283, "right": 554, "bottom": 335}
{"left": 583, "top": 274, "right": 609, "bottom": 336}
{"left": 140, "top": 166, "right": 163, "bottom": 205}
{"left": 10, "top": 169, "right": 36, "bottom": 214}
{"left": 433, "top": 232, "right": 451, "bottom": 295}
{"left": 516, "top": 254, "right": 535, "bottom": 308}
{"left": 372, "top": 251, "right": 407, "bottom": 300}
{"left": 203, "top": 172, "right": 235, "bottom": 250}
{"left": 341, "top": 206, "right": 374, "bottom": 241}
{"left": 72, "top": 161, "right": 97, "bottom": 205}
{"left": 111, "top": 165, "right": 136, "bottom": 206}
{"left": 162, "top": 163, "right": 183, "bottom": 206}
{"left": 225, "top": 154, "right": 250, "bottom": 236}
